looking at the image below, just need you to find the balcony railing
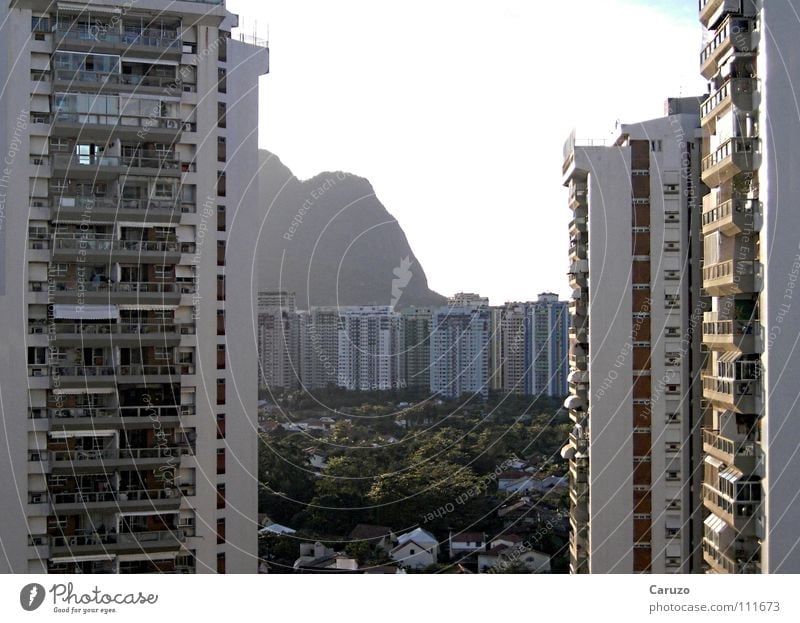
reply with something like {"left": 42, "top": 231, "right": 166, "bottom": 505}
{"left": 701, "top": 77, "right": 757, "bottom": 123}
{"left": 52, "top": 196, "right": 184, "bottom": 214}
{"left": 700, "top": 16, "right": 756, "bottom": 78}
{"left": 51, "top": 364, "right": 194, "bottom": 378}
{"left": 702, "top": 259, "right": 761, "bottom": 295}
{"left": 702, "top": 429, "right": 757, "bottom": 469}
{"left": 702, "top": 538, "right": 756, "bottom": 574}
{"left": 49, "top": 487, "right": 189, "bottom": 506}
{"left": 50, "top": 446, "right": 193, "bottom": 463}
{"left": 701, "top": 137, "right": 760, "bottom": 178}
{"left": 32, "top": 405, "right": 195, "bottom": 419}
{"left": 45, "top": 322, "right": 190, "bottom": 336}
{"left": 52, "top": 281, "right": 190, "bottom": 294}
{"left": 53, "top": 112, "right": 183, "bottom": 132}
{"left": 53, "top": 237, "right": 183, "bottom": 254}
{"left": 54, "top": 27, "right": 181, "bottom": 51}
{"left": 702, "top": 313, "right": 758, "bottom": 351}
{"left": 49, "top": 529, "right": 186, "bottom": 552}
{"left": 702, "top": 195, "right": 759, "bottom": 236}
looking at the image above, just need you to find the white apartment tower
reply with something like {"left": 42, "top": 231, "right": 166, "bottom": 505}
{"left": 430, "top": 305, "right": 491, "bottom": 400}
{"left": 0, "top": 0, "right": 268, "bottom": 573}
{"left": 257, "top": 290, "right": 300, "bottom": 391}
{"left": 337, "top": 306, "right": 403, "bottom": 391}
{"left": 698, "top": 0, "right": 800, "bottom": 573}
{"left": 562, "top": 99, "right": 705, "bottom": 573}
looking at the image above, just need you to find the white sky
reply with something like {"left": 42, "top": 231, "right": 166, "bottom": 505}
{"left": 228, "top": 0, "right": 706, "bottom": 305}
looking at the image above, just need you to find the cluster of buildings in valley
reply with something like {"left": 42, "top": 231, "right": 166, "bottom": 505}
{"left": 257, "top": 291, "right": 570, "bottom": 399}
{"left": 562, "top": 1, "right": 800, "bottom": 574}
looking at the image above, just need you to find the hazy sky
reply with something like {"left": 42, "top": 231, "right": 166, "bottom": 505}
{"left": 228, "top": 0, "right": 706, "bottom": 305}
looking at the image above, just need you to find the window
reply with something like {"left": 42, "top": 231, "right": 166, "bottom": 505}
{"left": 28, "top": 347, "right": 47, "bottom": 365}
{"left": 217, "top": 275, "right": 225, "bottom": 301}
{"left": 666, "top": 412, "right": 681, "bottom": 424}
{"left": 217, "top": 310, "right": 225, "bottom": 335}
{"left": 154, "top": 182, "right": 174, "bottom": 199}
{"left": 409, "top": 549, "right": 416, "bottom": 555}
{"left": 217, "top": 205, "right": 226, "bottom": 232}
{"left": 217, "top": 172, "right": 226, "bottom": 197}
{"left": 217, "top": 344, "right": 225, "bottom": 370}
{"left": 217, "top": 240, "right": 225, "bottom": 267}
{"left": 49, "top": 263, "right": 68, "bottom": 277}
{"left": 217, "top": 518, "right": 226, "bottom": 544}
{"left": 154, "top": 346, "right": 171, "bottom": 360}
{"left": 217, "top": 448, "right": 225, "bottom": 475}
{"left": 155, "top": 265, "right": 173, "bottom": 279}
{"left": 217, "top": 136, "right": 226, "bottom": 163}
{"left": 650, "top": 140, "right": 662, "bottom": 152}
{"left": 216, "top": 484, "right": 225, "bottom": 509}
{"left": 216, "top": 378, "right": 225, "bottom": 405}
{"left": 666, "top": 470, "right": 681, "bottom": 481}
{"left": 216, "top": 414, "right": 226, "bottom": 439}
{"left": 49, "top": 137, "right": 70, "bottom": 152}
{"left": 217, "top": 103, "right": 226, "bottom": 128}
{"left": 216, "top": 552, "right": 225, "bottom": 574}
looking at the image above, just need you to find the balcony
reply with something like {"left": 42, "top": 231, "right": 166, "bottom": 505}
{"left": 700, "top": 16, "right": 757, "bottom": 79}
{"left": 702, "top": 538, "right": 758, "bottom": 574}
{"left": 569, "top": 297, "right": 588, "bottom": 317}
{"left": 702, "top": 259, "right": 761, "bottom": 296}
{"left": 51, "top": 196, "right": 186, "bottom": 224}
{"left": 49, "top": 446, "right": 193, "bottom": 472}
{"left": 48, "top": 487, "right": 189, "bottom": 512}
{"left": 702, "top": 483, "right": 760, "bottom": 533}
{"left": 52, "top": 236, "right": 184, "bottom": 264}
{"left": 702, "top": 373, "right": 759, "bottom": 413}
{"left": 701, "top": 137, "right": 761, "bottom": 186}
{"left": 52, "top": 364, "right": 192, "bottom": 387}
{"left": 44, "top": 321, "right": 190, "bottom": 347}
{"left": 702, "top": 194, "right": 760, "bottom": 236}
{"left": 702, "top": 313, "right": 759, "bottom": 352}
{"left": 569, "top": 216, "right": 587, "bottom": 234}
{"left": 51, "top": 111, "right": 184, "bottom": 141}
{"left": 569, "top": 239, "right": 588, "bottom": 262}
{"left": 701, "top": 77, "right": 758, "bottom": 132}
{"left": 703, "top": 429, "right": 757, "bottom": 472}
{"left": 50, "top": 153, "right": 181, "bottom": 179}
{"left": 49, "top": 529, "right": 186, "bottom": 557}
{"left": 43, "top": 404, "right": 194, "bottom": 430}
{"left": 51, "top": 281, "right": 187, "bottom": 306}
{"left": 53, "top": 27, "right": 181, "bottom": 57}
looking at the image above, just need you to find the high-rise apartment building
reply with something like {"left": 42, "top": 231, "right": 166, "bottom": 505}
{"left": 499, "top": 294, "right": 569, "bottom": 398}
{"left": 299, "top": 306, "right": 339, "bottom": 390}
{"left": 562, "top": 98, "right": 705, "bottom": 573}
{"left": 400, "top": 306, "right": 432, "bottom": 391}
{"left": 337, "top": 306, "right": 403, "bottom": 391}
{"left": 0, "top": 0, "right": 268, "bottom": 573}
{"left": 430, "top": 305, "right": 491, "bottom": 400}
{"left": 257, "top": 290, "right": 300, "bottom": 391}
{"left": 448, "top": 292, "right": 489, "bottom": 308}
{"left": 698, "top": 0, "right": 800, "bottom": 573}
{"left": 529, "top": 293, "right": 570, "bottom": 398}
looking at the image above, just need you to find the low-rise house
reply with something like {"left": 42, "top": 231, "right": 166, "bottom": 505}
{"left": 304, "top": 447, "right": 329, "bottom": 470}
{"left": 362, "top": 564, "right": 406, "bottom": 574}
{"left": 348, "top": 524, "right": 396, "bottom": 552}
{"left": 497, "top": 470, "right": 532, "bottom": 493}
{"left": 294, "top": 542, "right": 359, "bottom": 573}
{"left": 391, "top": 528, "right": 439, "bottom": 569}
{"left": 478, "top": 544, "right": 551, "bottom": 574}
{"left": 449, "top": 531, "right": 486, "bottom": 557}
{"left": 259, "top": 522, "right": 297, "bottom": 536}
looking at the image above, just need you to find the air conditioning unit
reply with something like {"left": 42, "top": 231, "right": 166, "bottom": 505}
{"left": 165, "top": 119, "right": 178, "bottom": 129}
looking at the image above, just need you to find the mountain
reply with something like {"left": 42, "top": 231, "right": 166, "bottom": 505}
{"left": 255, "top": 150, "right": 446, "bottom": 308}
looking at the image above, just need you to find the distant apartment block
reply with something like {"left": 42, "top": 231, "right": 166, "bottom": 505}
{"left": 430, "top": 305, "right": 491, "bottom": 400}
{"left": 562, "top": 98, "right": 705, "bottom": 573}
{"left": 400, "top": 307, "right": 432, "bottom": 391}
{"left": 499, "top": 294, "right": 569, "bottom": 398}
{"left": 337, "top": 306, "right": 403, "bottom": 391}
{"left": 0, "top": 0, "right": 268, "bottom": 573}
{"left": 300, "top": 307, "right": 340, "bottom": 390}
{"left": 257, "top": 290, "right": 300, "bottom": 390}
